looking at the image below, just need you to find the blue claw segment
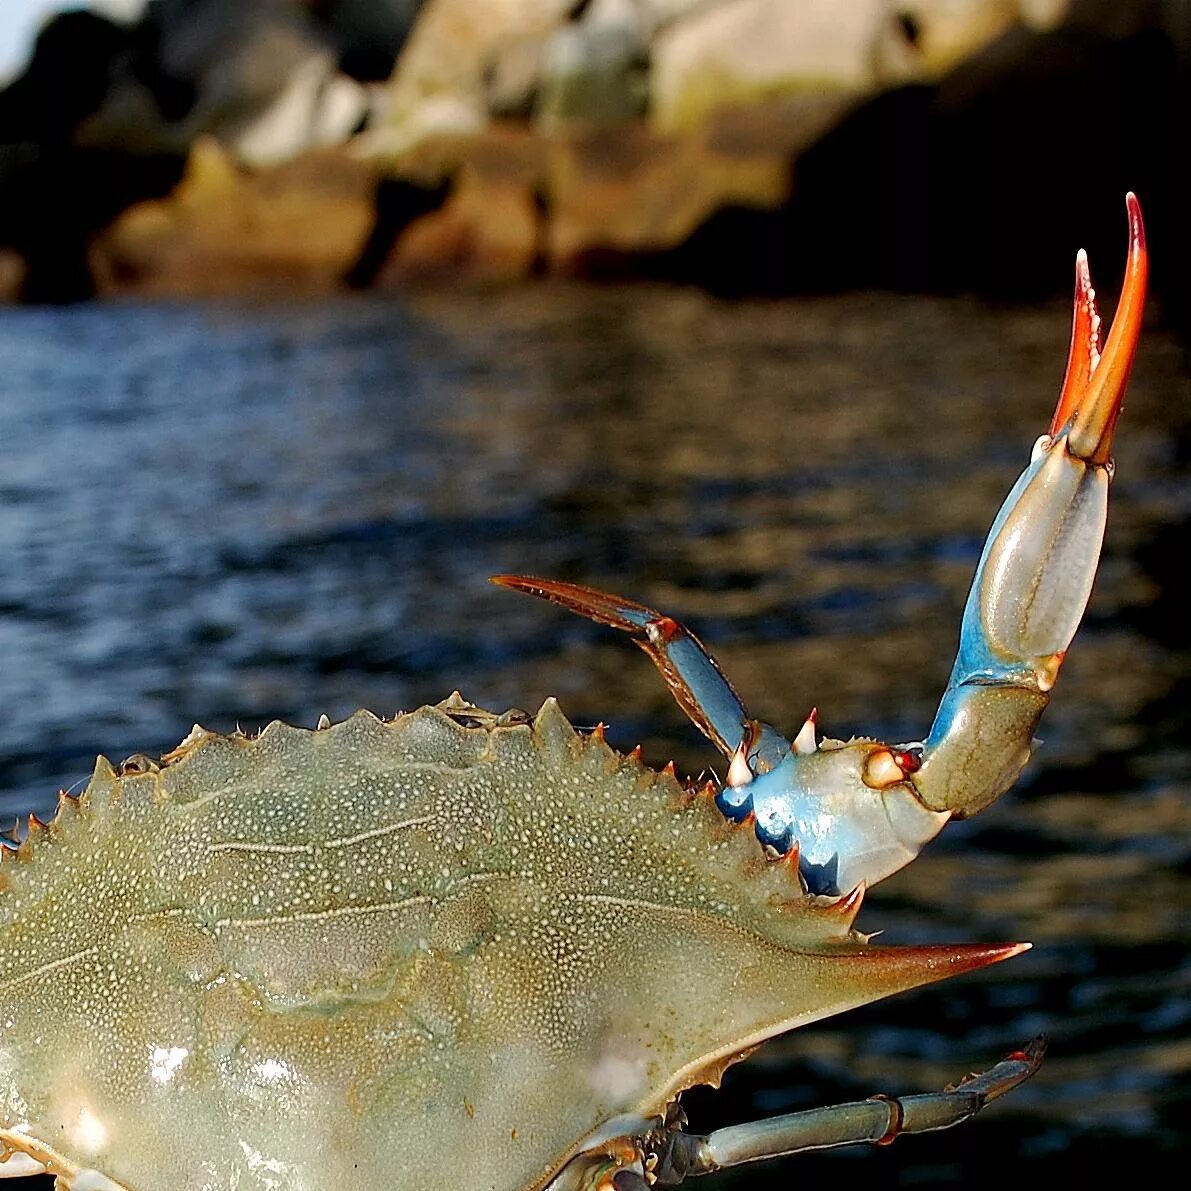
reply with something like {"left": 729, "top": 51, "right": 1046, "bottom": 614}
{"left": 489, "top": 575, "right": 790, "bottom": 769}
{"left": 714, "top": 783, "right": 753, "bottom": 823}
{"left": 723, "top": 747, "right": 947, "bottom": 895}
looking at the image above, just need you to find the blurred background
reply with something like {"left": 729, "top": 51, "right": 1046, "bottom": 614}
{"left": 0, "top": 2, "right": 1187, "bottom": 1188}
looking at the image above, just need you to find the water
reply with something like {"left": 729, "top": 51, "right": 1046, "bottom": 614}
{"left": 0, "top": 285, "right": 1186, "bottom": 1187}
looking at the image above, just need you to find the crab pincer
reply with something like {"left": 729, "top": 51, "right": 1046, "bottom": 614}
{"left": 915, "top": 192, "right": 1146, "bottom": 816}
{"left": 494, "top": 193, "right": 1147, "bottom": 897}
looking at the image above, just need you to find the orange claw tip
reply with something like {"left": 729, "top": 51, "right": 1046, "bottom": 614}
{"left": 1067, "top": 192, "right": 1148, "bottom": 465}
{"left": 1051, "top": 247, "right": 1102, "bottom": 438}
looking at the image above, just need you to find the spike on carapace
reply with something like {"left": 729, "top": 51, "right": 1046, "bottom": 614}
{"left": 825, "top": 881, "right": 867, "bottom": 929}
{"left": 727, "top": 740, "right": 752, "bottom": 788}
{"left": 792, "top": 708, "right": 818, "bottom": 755}
{"left": 728, "top": 718, "right": 765, "bottom": 787}
{"left": 661, "top": 760, "right": 678, "bottom": 779}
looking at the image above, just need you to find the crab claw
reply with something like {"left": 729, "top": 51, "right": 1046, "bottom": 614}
{"left": 492, "top": 196, "right": 1147, "bottom": 893}
{"left": 914, "top": 193, "right": 1146, "bottom": 816}
{"left": 489, "top": 575, "right": 790, "bottom": 771}
{"left": 1051, "top": 193, "right": 1147, "bottom": 463}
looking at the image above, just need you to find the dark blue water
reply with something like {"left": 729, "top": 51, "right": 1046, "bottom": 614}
{"left": 0, "top": 285, "right": 1186, "bottom": 1187}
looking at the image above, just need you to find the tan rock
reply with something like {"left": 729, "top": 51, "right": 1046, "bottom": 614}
{"left": 651, "top": 0, "right": 904, "bottom": 133}
{"left": 371, "top": 115, "right": 794, "bottom": 282}
{"left": 93, "top": 138, "right": 376, "bottom": 297}
{"left": 545, "top": 124, "right": 788, "bottom": 258}
{"left": 378, "top": 0, "right": 575, "bottom": 156}
{"left": 535, "top": 0, "right": 650, "bottom": 130}
{"left": 371, "top": 124, "right": 546, "bottom": 282}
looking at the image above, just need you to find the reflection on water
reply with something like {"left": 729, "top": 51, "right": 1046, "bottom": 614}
{"left": 0, "top": 285, "right": 1186, "bottom": 1187}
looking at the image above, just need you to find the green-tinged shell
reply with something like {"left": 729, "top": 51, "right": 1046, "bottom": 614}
{"left": 0, "top": 698, "right": 1016, "bottom": 1191}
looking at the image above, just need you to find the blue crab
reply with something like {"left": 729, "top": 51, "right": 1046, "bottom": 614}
{"left": 0, "top": 197, "right": 1146, "bottom": 1191}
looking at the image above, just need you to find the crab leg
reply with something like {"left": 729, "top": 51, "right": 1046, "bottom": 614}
{"left": 488, "top": 576, "right": 792, "bottom": 772}
{"left": 652, "top": 1038, "right": 1045, "bottom": 1182}
{"left": 913, "top": 193, "right": 1146, "bottom": 816}
{"left": 0, "top": 1127, "right": 129, "bottom": 1189}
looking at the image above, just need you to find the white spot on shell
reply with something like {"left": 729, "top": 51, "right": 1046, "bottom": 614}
{"left": 251, "top": 1057, "right": 293, "bottom": 1085}
{"left": 73, "top": 1106, "right": 108, "bottom": 1154}
{"left": 589, "top": 1048, "right": 644, "bottom": 1101}
{"left": 149, "top": 1045, "right": 188, "bottom": 1086}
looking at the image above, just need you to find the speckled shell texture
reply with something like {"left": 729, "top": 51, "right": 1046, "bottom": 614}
{"left": 0, "top": 700, "right": 1000, "bottom": 1190}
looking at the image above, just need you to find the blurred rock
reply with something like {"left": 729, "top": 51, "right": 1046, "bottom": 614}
{"left": 645, "top": 17, "right": 1176, "bottom": 300}
{"left": 94, "top": 137, "right": 375, "bottom": 296}
{"left": 5, "top": 0, "right": 1189, "bottom": 308}
{"left": 310, "top": 0, "right": 427, "bottom": 83}
{"left": 899, "top": 0, "right": 1062, "bottom": 71}
{"left": 0, "top": 0, "right": 425, "bottom": 302}
{"left": 356, "top": 0, "right": 1191, "bottom": 332}
{"left": 650, "top": 0, "right": 908, "bottom": 133}
{"left": 80, "top": 0, "right": 382, "bottom": 162}
{"left": 534, "top": 0, "right": 649, "bottom": 129}
{"left": 0, "top": 11, "right": 186, "bottom": 302}
{"left": 368, "top": 0, "right": 1100, "bottom": 287}
{"left": 378, "top": 0, "right": 574, "bottom": 157}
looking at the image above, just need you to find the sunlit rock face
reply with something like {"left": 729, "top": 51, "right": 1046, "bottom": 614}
{"left": 361, "top": 0, "right": 1191, "bottom": 305}
{"left": 95, "top": 138, "right": 377, "bottom": 298}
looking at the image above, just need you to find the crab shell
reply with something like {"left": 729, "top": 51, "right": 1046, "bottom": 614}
{"left": 0, "top": 697, "right": 1020, "bottom": 1190}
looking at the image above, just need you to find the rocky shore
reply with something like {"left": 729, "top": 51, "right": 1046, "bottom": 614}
{"left": 0, "top": 0, "right": 1187, "bottom": 310}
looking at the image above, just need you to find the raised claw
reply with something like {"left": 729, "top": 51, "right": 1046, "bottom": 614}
{"left": 492, "top": 195, "right": 1147, "bottom": 893}
{"left": 914, "top": 193, "right": 1146, "bottom": 816}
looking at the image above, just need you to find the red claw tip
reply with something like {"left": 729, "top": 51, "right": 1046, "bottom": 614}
{"left": 1065, "top": 193, "right": 1148, "bottom": 465}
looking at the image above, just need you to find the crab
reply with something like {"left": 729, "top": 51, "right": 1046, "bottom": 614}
{"left": 0, "top": 196, "right": 1146, "bottom": 1191}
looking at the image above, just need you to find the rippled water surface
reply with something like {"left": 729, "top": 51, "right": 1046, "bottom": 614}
{"left": 0, "top": 285, "right": 1186, "bottom": 1187}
